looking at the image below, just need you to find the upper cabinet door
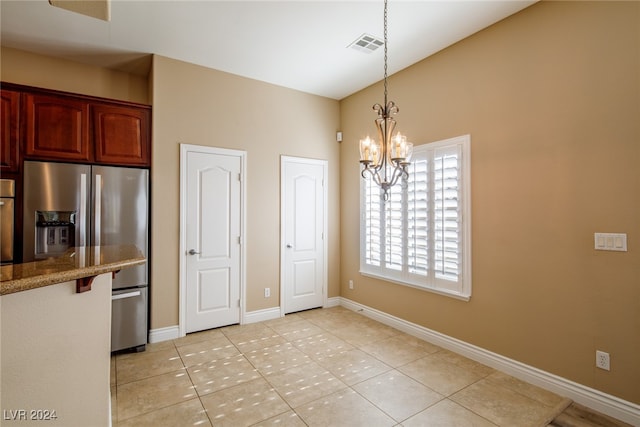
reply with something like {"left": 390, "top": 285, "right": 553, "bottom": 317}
{"left": 92, "top": 104, "right": 150, "bottom": 167}
{"left": 0, "top": 90, "right": 20, "bottom": 172}
{"left": 24, "top": 93, "right": 90, "bottom": 162}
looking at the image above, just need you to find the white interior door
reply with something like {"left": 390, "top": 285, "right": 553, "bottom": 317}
{"left": 181, "top": 145, "right": 245, "bottom": 334}
{"left": 281, "top": 156, "right": 327, "bottom": 314}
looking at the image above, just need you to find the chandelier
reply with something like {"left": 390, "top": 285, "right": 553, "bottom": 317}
{"left": 359, "top": 0, "right": 412, "bottom": 200}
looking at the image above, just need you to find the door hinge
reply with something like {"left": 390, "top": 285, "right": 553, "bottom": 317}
{"left": 238, "top": 236, "right": 242, "bottom": 245}
{"left": 238, "top": 173, "right": 242, "bottom": 182}
{"left": 237, "top": 299, "right": 241, "bottom": 308}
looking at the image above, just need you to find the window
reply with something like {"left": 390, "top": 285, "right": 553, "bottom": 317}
{"left": 360, "top": 134, "right": 471, "bottom": 299}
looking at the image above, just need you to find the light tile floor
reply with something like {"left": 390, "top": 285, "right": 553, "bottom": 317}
{"left": 112, "top": 306, "right": 571, "bottom": 427}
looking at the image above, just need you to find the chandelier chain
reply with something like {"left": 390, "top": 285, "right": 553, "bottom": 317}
{"left": 383, "top": 0, "right": 388, "bottom": 108}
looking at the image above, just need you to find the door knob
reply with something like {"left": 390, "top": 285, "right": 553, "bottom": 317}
{"left": 188, "top": 249, "right": 200, "bottom": 255}
{"left": 286, "top": 244, "right": 293, "bottom": 248}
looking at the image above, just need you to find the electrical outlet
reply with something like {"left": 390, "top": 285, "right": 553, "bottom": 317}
{"left": 596, "top": 350, "right": 610, "bottom": 371}
{"left": 264, "top": 288, "right": 270, "bottom": 298}
{"left": 349, "top": 280, "right": 354, "bottom": 290}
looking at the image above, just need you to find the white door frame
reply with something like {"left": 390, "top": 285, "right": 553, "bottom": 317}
{"left": 280, "top": 155, "right": 328, "bottom": 317}
{"left": 179, "top": 143, "right": 247, "bottom": 337}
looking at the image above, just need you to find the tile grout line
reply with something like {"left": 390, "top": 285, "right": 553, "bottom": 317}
{"left": 174, "top": 340, "right": 216, "bottom": 427}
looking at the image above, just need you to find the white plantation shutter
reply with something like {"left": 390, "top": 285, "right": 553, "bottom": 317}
{"left": 433, "top": 145, "right": 462, "bottom": 291}
{"left": 385, "top": 181, "right": 404, "bottom": 271}
{"left": 363, "top": 175, "right": 382, "bottom": 268}
{"left": 407, "top": 157, "right": 428, "bottom": 277}
{"left": 360, "top": 135, "right": 471, "bottom": 299}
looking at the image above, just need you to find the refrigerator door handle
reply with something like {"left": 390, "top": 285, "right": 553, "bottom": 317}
{"left": 94, "top": 174, "right": 102, "bottom": 246}
{"left": 112, "top": 290, "right": 142, "bottom": 301}
{"left": 79, "top": 173, "right": 88, "bottom": 246}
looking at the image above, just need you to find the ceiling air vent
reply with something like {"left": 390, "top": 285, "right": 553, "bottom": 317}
{"left": 348, "top": 34, "right": 384, "bottom": 54}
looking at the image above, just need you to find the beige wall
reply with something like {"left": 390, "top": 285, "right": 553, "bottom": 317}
{"left": 1, "top": 46, "right": 149, "bottom": 103}
{"left": 151, "top": 55, "right": 341, "bottom": 328}
{"left": 340, "top": 1, "right": 639, "bottom": 404}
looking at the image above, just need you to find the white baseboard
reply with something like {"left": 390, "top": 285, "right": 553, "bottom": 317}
{"left": 244, "top": 299, "right": 341, "bottom": 323}
{"left": 243, "top": 307, "right": 281, "bottom": 324}
{"left": 166, "top": 302, "right": 335, "bottom": 337}
{"left": 148, "top": 325, "right": 180, "bottom": 343}
{"left": 338, "top": 297, "right": 640, "bottom": 426}
{"left": 325, "top": 296, "right": 341, "bottom": 308}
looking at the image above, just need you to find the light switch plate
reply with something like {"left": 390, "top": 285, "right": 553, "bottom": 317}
{"left": 594, "top": 233, "right": 627, "bottom": 252}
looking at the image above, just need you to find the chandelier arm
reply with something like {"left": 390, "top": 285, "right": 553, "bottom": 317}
{"left": 361, "top": 164, "right": 371, "bottom": 179}
{"left": 374, "top": 170, "right": 385, "bottom": 187}
{"left": 362, "top": 165, "right": 383, "bottom": 186}
{"left": 402, "top": 163, "right": 410, "bottom": 179}
{"left": 389, "top": 165, "right": 403, "bottom": 188}
{"left": 363, "top": 167, "right": 383, "bottom": 189}
{"left": 374, "top": 161, "right": 386, "bottom": 176}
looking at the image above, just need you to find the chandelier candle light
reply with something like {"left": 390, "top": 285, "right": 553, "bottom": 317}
{"left": 359, "top": 0, "right": 413, "bottom": 200}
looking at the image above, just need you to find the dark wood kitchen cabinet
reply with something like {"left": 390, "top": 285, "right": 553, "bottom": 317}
{"left": 92, "top": 103, "right": 150, "bottom": 167}
{"left": 1, "top": 89, "right": 21, "bottom": 172}
{"left": 23, "top": 93, "right": 91, "bottom": 162}
{"left": 13, "top": 84, "right": 151, "bottom": 167}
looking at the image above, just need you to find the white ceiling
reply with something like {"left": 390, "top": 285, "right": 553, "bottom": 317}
{"left": 1, "top": 0, "right": 536, "bottom": 100}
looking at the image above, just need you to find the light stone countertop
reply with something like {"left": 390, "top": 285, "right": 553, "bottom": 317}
{"left": 0, "top": 245, "right": 146, "bottom": 295}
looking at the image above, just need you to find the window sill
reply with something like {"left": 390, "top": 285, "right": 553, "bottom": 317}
{"left": 359, "top": 270, "right": 471, "bottom": 302}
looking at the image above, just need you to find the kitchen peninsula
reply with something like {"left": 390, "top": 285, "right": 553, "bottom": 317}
{"left": 1, "top": 245, "right": 145, "bottom": 426}
{"left": 1, "top": 244, "right": 145, "bottom": 295}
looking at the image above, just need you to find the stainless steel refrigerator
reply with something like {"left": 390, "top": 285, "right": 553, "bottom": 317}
{"left": 23, "top": 160, "right": 149, "bottom": 352}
